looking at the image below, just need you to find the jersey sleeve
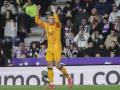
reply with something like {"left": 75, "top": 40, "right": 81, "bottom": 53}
{"left": 35, "top": 15, "right": 49, "bottom": 29}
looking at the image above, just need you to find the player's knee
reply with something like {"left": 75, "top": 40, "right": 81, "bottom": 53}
{"left": 47, "top": 64, "right": 53, "bottom": 68}
{"left": 55, "top": 64, "right": 62, "bottom": 69}
{"left": 47, "top": 62, "right": 53, "bottom": 68}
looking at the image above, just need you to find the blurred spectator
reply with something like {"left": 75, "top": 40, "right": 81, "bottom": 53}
{"left": 16, "top": 0, "right": 26, "bottom": 7}
{"left": 0, "top": 41, "right": 5, "bottom": 66}
{"left": 109, "top": 41, "right": 120, "bottom": 56}
{"left": 4, "top": 10, "right": 15, "bottom": 21}
{"left": 91, "top": 30, "right": 104, "bottom": 47}
{"left": 71, "top": 0, "right": 84, "bottom": 10}
{"left": 107, "top": 0, "right": 115, "bottom": 4}
{"left": 29, "top": 41, "right": 39, "bottom": 58}
{"left": 110, "top": 51, "right": 116, "bottom": 57}
{"left": 96, "top": 43, "right": 110, "bottom": 57}
{"left": 72, "top": 52, "right": 78, "bottom": 57}
{"left": 62, "top": 17, "right": 73, "bottom": 47}
{"left": 114, "top": 16, "right": 120, "bottom": 32}
{"left": 66, "top": 9, "right": 73, "bottom": 19}
{"left": 9, "top": 0, "right": 18, "bottom": 8}
{"left": 63, "top": 44, "right": 78, "bottom": 58}
{"left": 0, "top": 0, "right": 3, "bottom": 8}
{"left": 83, "top": 41, "right": 95, "bottom": 57}
{"left": 0, "top": 14, "right": 5, "bottom": 39}
{"left": 101, "top": 17, "right": 113, "bottom": 39}
{"left": 17, "top": 7, "right": 28, "bottom": 41}
{"left": 109, "top": 4, "right": 120, "bottom": 24}
{"left": 56, "top": 7, "right": 65, "bottom": 24}
{"left": 1, "top": 0, "right": 16, "bottom": 15}
{"left": 13, "top": 42, "right": 28, "bottom": 58}
{"left": 90, "top": 16, "right": 102, "bottom": 34}
{"left": 61, "top": 52, "right": 66, "bottom": 58}
{"left": 95, "top": 0, "right": 112, "bottom": 15}
{"left": 73, "top": 7, "right": 89, "bottom": 35}
{"left": 21, "top": 52, "right": 28, "bottom": 58}
{"left": 4, "top": 18, "right": 17, "bottom": 47}
{"left": 63, "top": 17, "right": 73, "bottom": 32}
{"left": 114, "top": 0, "right": 120, "bottom": 7}
{"left": 88, "top": 8, "right": 101, "bottom": 25}
{"left": 82, "top": 0, "right": 95, "bottom": 15}
{"left": 81, "top": 18, "right": 91, "bottom": 33}
{"left": 39, "top": 43, "right": 46, "bottom": 58}
{"left": 95, "top": 52, "right": 101, "bottom": 57}
{"left": 74, "top": 25, "right": 90, "bottom": 49}
{"left": 63, "top": 1, "right": 72, "bottom": 14}
{"left": 21, "top": 0, "right": 37, "bottom": 33}
{"left": 17, "top": 12, "right": 27, "bottom": 42}
{"left": 105, "top": 29, "right": 118, "bottom": 49}
{"left": 65, "top": 31, "right": 74, "bottom": 47}
{"left": 23, "top": 0, "right": 37, "bottom": 18}
{"left": 1, "top": 39, "right": 12, "bottom": 66}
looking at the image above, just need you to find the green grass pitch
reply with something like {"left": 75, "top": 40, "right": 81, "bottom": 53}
{"left": 0, "top": 85, "right": 120, "bottom": 90}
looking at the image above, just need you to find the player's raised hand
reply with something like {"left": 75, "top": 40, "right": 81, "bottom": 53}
{"left": 36, "top": 5, "right": 41, "bottom": 16}
{"left": 50, "top": 5, "right": 56, "bottom": 12}
{"left": 37, "top": 5, "right": 41, "bottom": 10}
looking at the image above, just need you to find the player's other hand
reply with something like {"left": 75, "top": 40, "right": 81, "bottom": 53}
{"left": 37, "top": 5, "right": 41, "bottom": 10}
{"left": 51, "top": 5, "right": 56, "bottom": 12}
{"left": 36, "top": 4, "right": 41, "bottom": 16}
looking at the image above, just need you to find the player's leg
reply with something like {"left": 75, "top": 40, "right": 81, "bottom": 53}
{"left": 54, "top": 53, "right": 73, "bottom": 88}
{"left": 55, "top": 61, "right": 70, "bottom": 79}
{"left": 55, "top": 61, "right": 73, "bottom": 88}
{"left": 46, "top": 53, "right": 54, "bottom": 88}
{"left": 47, "top": 62, "right": 54, "bottom": 84}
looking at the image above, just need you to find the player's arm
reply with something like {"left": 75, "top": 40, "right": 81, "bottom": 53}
{"left": 35, "top": 5, "right": 48, "bottom": 29}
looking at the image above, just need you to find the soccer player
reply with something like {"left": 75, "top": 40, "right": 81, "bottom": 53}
{"left": 35, "top": 5, "right": 73, "bottom": 89}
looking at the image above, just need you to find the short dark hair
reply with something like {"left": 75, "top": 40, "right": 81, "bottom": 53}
{"left": 73, "top": 52, "right": 78, "bottom": 56}
{"left": 57, "top": 7, "right": 62, "bottom": 11}
{"left": 103, "top": 17, "right": 108, "bottom": 21}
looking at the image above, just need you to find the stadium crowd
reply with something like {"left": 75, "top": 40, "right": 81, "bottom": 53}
{"left": 0, "top": 0, "right": 120, "bottom": 66}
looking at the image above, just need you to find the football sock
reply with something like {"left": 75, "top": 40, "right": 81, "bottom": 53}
{"left": 48, "top": 68, "right": 54, "bottom": 83}
{"left": 58, "top": 66, "right": 70, "bottom": 79}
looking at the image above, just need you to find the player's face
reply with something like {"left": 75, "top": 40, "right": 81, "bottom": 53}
{"left": 57, "top": 9, "right": 62, "bottom": 15}
{"left": 48, "top": 16, "right": 55, "bottom": 25}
